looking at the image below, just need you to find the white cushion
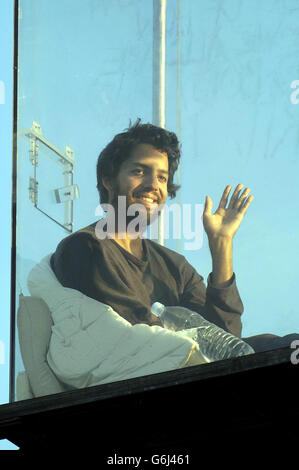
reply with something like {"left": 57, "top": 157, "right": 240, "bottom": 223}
{"left": 17, "top": 294, "right": 67, "bottom": 397}
{"left": 16, "top": 371, "right": 34, "bottom": 400}
{"left": 27, "top": 254, "right": 206, "bottom": 389}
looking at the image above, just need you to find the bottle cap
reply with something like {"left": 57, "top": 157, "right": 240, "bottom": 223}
{"left": 151, "top": 302, "right": 165, "bottom": 317}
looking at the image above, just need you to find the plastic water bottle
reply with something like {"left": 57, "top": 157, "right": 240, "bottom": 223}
{"left": 151, "top": 302, "right": 254, "bottom": 362}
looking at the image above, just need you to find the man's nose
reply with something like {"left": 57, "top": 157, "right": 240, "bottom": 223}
{"left": 144, "top": 172, "right": 159, "bottom": 189}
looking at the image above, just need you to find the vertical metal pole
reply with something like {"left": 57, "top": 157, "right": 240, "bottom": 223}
{"left": 153, "top": 0, "right": 166, "bottom": 245}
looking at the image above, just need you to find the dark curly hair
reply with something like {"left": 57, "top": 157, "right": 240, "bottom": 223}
{"left": 96, "top": 118, "right": 181, "bottom": 204}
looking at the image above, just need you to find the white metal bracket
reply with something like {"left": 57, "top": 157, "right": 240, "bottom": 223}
{"left": 18, "top": 121, "right": 79, "bottom": 233}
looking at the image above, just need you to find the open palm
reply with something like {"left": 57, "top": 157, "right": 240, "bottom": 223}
{"left": 203, "top": 184, "right": 254, "bottom": 240}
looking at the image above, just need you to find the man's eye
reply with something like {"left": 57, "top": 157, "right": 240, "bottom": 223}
{"left": 159, "top": 175, "right": 167, "bottom": 182}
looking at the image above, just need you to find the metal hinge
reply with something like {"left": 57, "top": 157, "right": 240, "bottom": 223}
{"left": 29, "top": 177, "right": 38, "bottom": 205}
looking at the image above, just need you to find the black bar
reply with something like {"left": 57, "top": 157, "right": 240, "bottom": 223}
{"left": 0, "top": 347, "right": 297, "bottom": 457}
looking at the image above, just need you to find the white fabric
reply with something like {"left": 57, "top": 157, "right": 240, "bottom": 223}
{"left": 17, "top": 294, "right": 67, "bottom": 397}
{"left": 16, "top": 371, "right": 34, "bottom": 400}
{"left": 27, "top": 254, "right": 205, "bottom": 389}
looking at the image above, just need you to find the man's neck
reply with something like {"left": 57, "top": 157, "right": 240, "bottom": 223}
{"left": 98, "top": 212, "right": 146, "bottom": 259}
{"left": 112, "top": 234, "right": 144, "bottom": 259}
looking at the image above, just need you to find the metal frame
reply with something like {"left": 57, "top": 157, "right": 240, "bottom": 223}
{"left": 10, "top": 0, "right": 19, "bottom": 403}
{"left": 9, "top": 0, "right": 290, "bottom": 409}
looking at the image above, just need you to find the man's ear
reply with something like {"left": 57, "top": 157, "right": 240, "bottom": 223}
{"left": 102, "top": 176, "right": 113, "bottom": 192}
{"left": 102, "top": 176, "right": 115, "bottom": 204}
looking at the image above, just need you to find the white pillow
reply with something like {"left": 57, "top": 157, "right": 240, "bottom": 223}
{"left": 17, "top": 294, "right": 67, "bottom": 397}
{"left": 27, "top": 254, "right": 206, "bottom": 389}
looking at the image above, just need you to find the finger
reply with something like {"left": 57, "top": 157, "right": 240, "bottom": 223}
{"left": 203, "top": 195, "right": 213, "bottom": 215}
{"left": 235, "top": 187, "right": 251, "bottom": 210}
{"left": 217, "top": 185, "right": 232, "bottom": 210}
{"left": 228, "top": 183, "right": 244, "bottom": 208}
{"left": 239, "top": 194, "right": 254, "bottom": 215}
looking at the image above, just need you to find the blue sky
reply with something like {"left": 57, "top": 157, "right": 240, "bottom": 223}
{"left": 0, "top": 1, "right": 299, "bottom": 451}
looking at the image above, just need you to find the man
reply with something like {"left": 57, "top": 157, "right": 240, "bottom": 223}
{"left": 50, "top": 119, "right": 298, "bottom": 353}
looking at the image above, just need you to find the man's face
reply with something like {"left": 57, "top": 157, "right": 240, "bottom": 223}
{"left": 104, "top": 143, "right": 169, "bottom": 226}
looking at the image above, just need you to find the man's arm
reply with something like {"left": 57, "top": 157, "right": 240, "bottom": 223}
{"left": 203, "top": 183, "right": 254, "bottom": 288}
{"left": 208, "top": 236, "right": 233, "bottom": 288}
{"left": 179, "top": 184, "right": 253, "bottom": 337}
{"left": 50, "top": 232, "right": 103, "bottom": 300}
{"left": 180, "top": 264, "right": 244, "bottom": 338}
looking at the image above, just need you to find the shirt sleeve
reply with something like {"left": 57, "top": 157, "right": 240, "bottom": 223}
{"left": 50, "top": 232, "right": 105, "bottom": 303}
{"left": 179, "top": 260, "right": 244, "bottom": 338}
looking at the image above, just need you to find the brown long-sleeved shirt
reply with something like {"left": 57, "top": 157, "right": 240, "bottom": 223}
{"left": 50, "top": 221, "right": 244, "bottom": 337}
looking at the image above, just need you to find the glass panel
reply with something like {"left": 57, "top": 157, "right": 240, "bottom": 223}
{"left": 12, "top": 0, "right": 299, "bottom": 403}
{"left": 14, "top": 0, "right": 155, "bottom": 401}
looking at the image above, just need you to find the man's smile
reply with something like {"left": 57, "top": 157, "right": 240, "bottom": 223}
{"left": 134, "top": 192, "right": 159, "bottom": 205}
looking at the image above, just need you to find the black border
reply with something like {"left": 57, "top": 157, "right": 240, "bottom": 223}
{"left": 1, "top": 347, "right": 297, "bottom": 456}
{"left": 1, "top": 346, "right": 292, "bottom": 419}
